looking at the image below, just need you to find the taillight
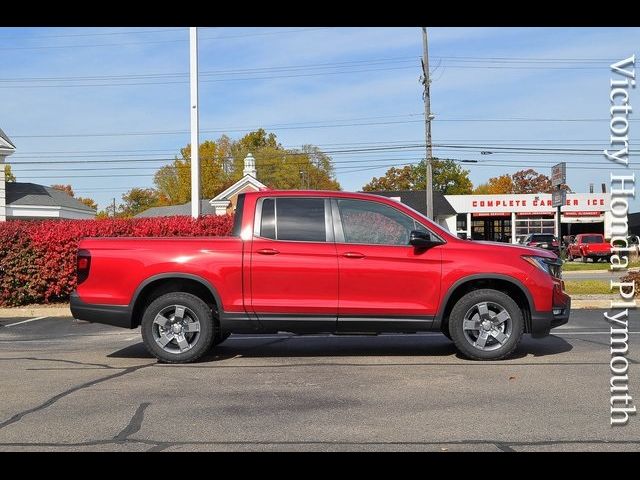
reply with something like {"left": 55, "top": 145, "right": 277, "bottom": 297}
{"left": 77, "top": 249, "right": 91, "bottom": 284}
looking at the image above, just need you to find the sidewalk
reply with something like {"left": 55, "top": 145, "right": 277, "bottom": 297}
{"left": 0, "top": 304, "right": 71, "bottom": 318}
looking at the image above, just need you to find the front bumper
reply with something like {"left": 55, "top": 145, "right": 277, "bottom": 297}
{"left": 70, "top": 292, "right": 133, "bottom": 329}
{"left": 530, "top": 295, "right": 571, "bottom": 338}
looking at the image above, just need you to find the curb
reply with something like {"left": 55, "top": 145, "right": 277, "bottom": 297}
{"left": 571, "top": 299, "right": 613, "bottom": 309}
{"left": 563, "top": 270, "right": 621, "bottom": 276}
{"left": 0, "top": 306, "right": 72, "bottom": 319}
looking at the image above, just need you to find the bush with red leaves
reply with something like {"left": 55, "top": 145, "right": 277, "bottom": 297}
{"left": 0, "top": 215, "right": 234, "bottom": 307}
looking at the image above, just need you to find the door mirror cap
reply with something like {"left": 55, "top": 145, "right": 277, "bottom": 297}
{"left": 409, "top": 230, "right": 439, "bottom": 248}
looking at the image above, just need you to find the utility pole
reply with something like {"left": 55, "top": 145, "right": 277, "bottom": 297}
{"left": 421, "top": 27, "right": 434, "bottom": 220}
{"left": 112, "top": 198, "right": 116, "bottom": 218}
{"left": 190, "top": 27, "right": 201, "bottom": 219}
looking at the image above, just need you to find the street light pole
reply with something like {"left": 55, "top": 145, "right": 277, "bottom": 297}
{"left": 190, "top": 27, "right": 200, "bottom": 219}
{"left": 421, "top": 27, "right": 434, "bottom": 220}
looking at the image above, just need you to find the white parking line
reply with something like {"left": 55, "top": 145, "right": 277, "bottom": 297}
{"left": 4, "top": 316, "right": 49, "bottom": 327}
{"left": 554, "top": 331, "right": 640, "bottom": 335}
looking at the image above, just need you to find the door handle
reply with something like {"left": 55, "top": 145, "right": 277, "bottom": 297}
{"left": 256, "top": 248, "right": 280, "bottom": 255}
{"left": 342, "top": 252, "right": 365, "bottom": 259}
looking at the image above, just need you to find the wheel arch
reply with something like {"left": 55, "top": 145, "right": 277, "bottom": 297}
{"left": 130, "top": 273, "right": 223, "bottom": 329}
{"left": 436, "top": 274, "right": 534, "bottom": 334}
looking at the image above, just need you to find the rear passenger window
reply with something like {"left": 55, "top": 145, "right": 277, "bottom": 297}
{"left": 259, "top": 198, "right": 327, "bottom": 242}
{"left": 260, "top": 198, "right": 276, "bottom": 239}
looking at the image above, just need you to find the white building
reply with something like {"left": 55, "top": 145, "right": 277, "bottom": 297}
{"left": 445, "top": 192, "right": 611, "bottom": 242}
{"left": 1, "top": 127, "right": 96, "bottom": 221}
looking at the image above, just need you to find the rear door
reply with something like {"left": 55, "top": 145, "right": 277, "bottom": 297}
{"left": 250, "top": 196, "right": 338, "bottom": 331}
{"left": 332, "top": 198, "right": 443, "bottom": 332}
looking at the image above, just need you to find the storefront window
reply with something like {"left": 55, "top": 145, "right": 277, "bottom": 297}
{"left": 515, "top": 217, "right": 555, "bottom": 237}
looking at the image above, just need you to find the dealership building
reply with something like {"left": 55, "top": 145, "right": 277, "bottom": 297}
{"left": 444, "top": 193, "right": 612, "bottom": 242}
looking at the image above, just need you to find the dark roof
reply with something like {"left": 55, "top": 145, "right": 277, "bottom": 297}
{"left": 134, "top": 200, "right": 216, "bottom": 218}
{"left": 0, "top": 127, "right": 15, "bottom": 149}
{"left": 6, "top": 182, "right": 95, "bottom": 212}
{"left": 363, "top": 190, "right": 457, "bottom": 217}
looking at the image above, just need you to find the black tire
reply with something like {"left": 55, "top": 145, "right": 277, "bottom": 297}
{"left": 581, "top": 254, "right": 588, "bottom": 263}
{"left": 449, "top": 289, "right": 524, "bottom": 361}
{"left": 567, "top": 252, "right": 574, "bottom": 262}
{"left": 141, "top": 292, "right": 215, "bottom": 364}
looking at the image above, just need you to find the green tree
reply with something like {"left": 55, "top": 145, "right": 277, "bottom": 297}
{"left": 154, "top": 130, "right": 340, "bottom": 204}
{"left": 119, "top": 188, "right": 164, "bottom": 217}
{"left": 154, "top": 140, "right": 233, "bottom": 205}
{"left": 362, "top": 158, "right": 472, "bottom": 194}
{"left": 4, "top": 165, "right": 15, "bottom": 182}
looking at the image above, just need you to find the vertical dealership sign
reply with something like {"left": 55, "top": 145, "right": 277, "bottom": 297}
{"left": 551, "top": 163, "right": 566, "bottom": 240}
{"left": 605, "top": 55, "right": 636, "bottom": 426}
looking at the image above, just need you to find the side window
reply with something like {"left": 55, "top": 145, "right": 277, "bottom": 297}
{"left": 337, "top": 199, "right": 423, "bottom": 246}
{"left": 260, "top": 198, "right": 276, "bottom": 239}
{"left": 259, "top": 197, "right": 327, "bottom": 242}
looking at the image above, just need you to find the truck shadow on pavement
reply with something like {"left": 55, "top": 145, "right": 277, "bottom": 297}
{"left": 108, "top": 333, "right": 573, "bottom": 363}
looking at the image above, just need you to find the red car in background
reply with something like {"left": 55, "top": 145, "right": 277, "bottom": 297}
{"left": 521, "top": 233, "right": 560, "bottom": 255}
{"left": 567, "top": 233, "right": 611, "bottom": 263}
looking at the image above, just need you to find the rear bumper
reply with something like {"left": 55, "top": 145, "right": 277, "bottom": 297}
{"left": 530, "top": 296, "right": 571, "bottom": 338}
{"left": 70, "top": 292, "right": 133, "bottom": 329}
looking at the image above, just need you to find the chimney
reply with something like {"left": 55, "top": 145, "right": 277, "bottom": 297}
{"left": 243, "top": 152, "right": 257, "bottom": 178}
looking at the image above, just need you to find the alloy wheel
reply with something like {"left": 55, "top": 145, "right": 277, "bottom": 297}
{"left": 462, "top": 301, "right": 512, "bottom": 352}
{"left": 152, "top": 304, "right": 201, "bottom": 354}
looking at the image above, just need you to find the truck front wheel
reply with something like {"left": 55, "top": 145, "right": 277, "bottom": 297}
{"left": 141, "top": 292, "right": 215, "bottom": 363}
{"left": 449, "top": 289, "right": 524, "bottom": 360}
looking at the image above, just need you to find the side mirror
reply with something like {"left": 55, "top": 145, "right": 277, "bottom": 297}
{"left": 409, "top": 230, "right": 439, "bottom": 248}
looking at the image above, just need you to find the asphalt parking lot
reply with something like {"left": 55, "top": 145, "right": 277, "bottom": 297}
{"left": 0, "top": 310, "right": 639, "bottom": 452}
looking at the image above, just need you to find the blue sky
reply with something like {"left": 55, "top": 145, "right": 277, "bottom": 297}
{"left": 0, "top": 27, "right": 638, "bottom": 210}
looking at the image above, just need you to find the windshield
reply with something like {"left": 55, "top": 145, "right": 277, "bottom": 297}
{"left": 582, "top": 235, "right": 604, "bottom": 243}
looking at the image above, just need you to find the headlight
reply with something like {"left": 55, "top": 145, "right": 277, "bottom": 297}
{"left": 522, "top": 255, "right": 562, "bottom": 278}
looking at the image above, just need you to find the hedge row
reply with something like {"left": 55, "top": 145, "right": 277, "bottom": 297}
{"left": 0, "top": 215, "right": 234, "bottom": 307}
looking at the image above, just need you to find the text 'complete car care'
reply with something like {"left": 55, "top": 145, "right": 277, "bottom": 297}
{"left": 71, "top": 191, "right": 571, "bottom": 363}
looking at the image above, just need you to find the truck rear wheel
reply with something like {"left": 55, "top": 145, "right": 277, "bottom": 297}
{"left": 141, "top": 292, "right": 215, "bottom": 363}
{"left": 449, "top": 289, "right": 524, "bottom": 360}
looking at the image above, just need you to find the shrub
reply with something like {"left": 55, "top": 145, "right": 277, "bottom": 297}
{"left": 620, "top": 270, "right": 640, "bottom": 297}
{"left": 0, "top": 215, "right": 234, "bottom": 307}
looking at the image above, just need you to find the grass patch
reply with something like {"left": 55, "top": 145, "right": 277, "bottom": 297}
{"left": 562, "top": 260, "right": 640, "bottom": 271}
{"left": 564, "top": 280, "right": 613, "bottom": 295}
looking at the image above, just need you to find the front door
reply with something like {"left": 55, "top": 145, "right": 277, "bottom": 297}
{"left": 332, "top": 198, "right": 443, "bottom": 332}
{"left": 250, "top": 196, "right": 338, "bottom": 332}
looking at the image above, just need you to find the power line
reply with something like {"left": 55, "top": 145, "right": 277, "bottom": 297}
{"left": 0, "top": 65, "right": 417, "bottom": 88}
{"left": 8, "top": 137, "right": 635, "bottom": 157}
{"left": 10, "top": 115, "right": 639, "bottom": 139}
{"left": 0, "top": 57, "right": 416, "bottom": 83}
{"left": 0, "top": 28, "right": 185, "bottom": 40}
{"left": 0, "top": 27, "right": 332, "bottom": 51}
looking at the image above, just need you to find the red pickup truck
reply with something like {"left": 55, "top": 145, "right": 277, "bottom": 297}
{"left": 71, "top": 190, "right": 570, "bottom": 363}
{"left": 567, "top": 233, "right": 611, "bottom": 263}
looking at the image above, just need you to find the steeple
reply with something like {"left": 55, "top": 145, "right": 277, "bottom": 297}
{"left": 243, "top": 153, "right": 256, "bottom": 178}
